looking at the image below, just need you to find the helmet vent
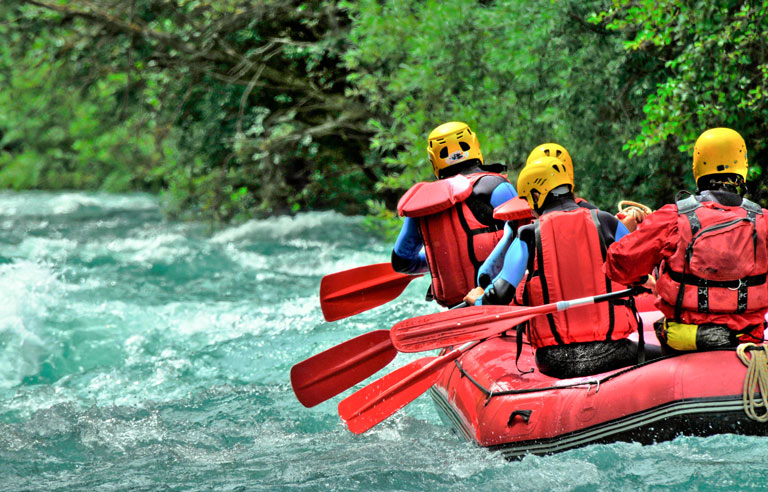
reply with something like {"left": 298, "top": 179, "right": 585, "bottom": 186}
{"left": 439, "top": 147, "right": 448, "bottom": 158}
{"left": 459, "top": 141, "right": 471, "bottom": 151}
{"left": 552, "top": 164, "right": 560, "bottom": 172}
{"left": 717, "top": 165, "right": 726, "bottom": 171}
{"left": 555, "top": 150, "right": 562, "bottom": 157}
{"left": 455, "top": 131, "right": 464, "bottom": 138}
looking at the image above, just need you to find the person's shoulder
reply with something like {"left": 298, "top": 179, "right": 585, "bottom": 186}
{"left": 576, "top": 198, "right": 598, "bottom": 210}
{"left": 595, "top": 209, "right": 620, "bottom": 225}
{"left": 474, "top": 173, "right": 509, "bottom": 187}
{"left": 471, "top": 173, "right": 514, "bottom": 197}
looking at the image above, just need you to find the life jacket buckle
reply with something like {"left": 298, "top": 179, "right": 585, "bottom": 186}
{"left": 728, "top": 279, "right": 745, "bottom": 291}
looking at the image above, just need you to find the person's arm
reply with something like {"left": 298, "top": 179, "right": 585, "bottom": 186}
{"left": 391, "top": 217, "right": 428, "bottom": 274}
{"left": 470, "top": 236, "right": 529, "bottom": 305}
{"left": 604, "top": 204, "right": 678, "bottom": 286}
{"left": 477, "top": 221, "right": 516, "bottom": 287}
{"left": 473, "top": 179, "right": 519, "bottom": 285}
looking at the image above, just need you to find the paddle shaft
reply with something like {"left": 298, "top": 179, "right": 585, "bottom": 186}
{"left": 398, "top": 288, "right": 636, "bottom": 340}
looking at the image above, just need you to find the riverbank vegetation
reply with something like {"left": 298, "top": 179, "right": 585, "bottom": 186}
{"left": 1, "top": 1, "right": 766, "bottom": 229}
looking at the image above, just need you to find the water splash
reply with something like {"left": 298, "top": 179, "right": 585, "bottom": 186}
{"left": 0, "top": 261, "right": 61, "bottom": 388}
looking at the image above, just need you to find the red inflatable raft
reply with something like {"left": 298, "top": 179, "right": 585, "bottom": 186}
{"left": 429, "top": 309, "right": 768, "bottom": 458}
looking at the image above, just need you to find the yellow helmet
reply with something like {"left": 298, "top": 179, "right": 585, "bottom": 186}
{"left": 525, "top": 143, "right": 574, "bottom": 184}
{"left": 517, "top": 156, "right": 574, "bottom": 210}
{"left": 692, "top": 128, "right": 748, "bottom": 183}
{"left": 427, "top": 122, "right": 483, "bottom": 178}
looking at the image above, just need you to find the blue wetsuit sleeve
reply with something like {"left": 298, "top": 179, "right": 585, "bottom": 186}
{"left": 392, "top": 217, "right": 428, "bottom": 274}
{"left": 495, "top": 237, "right": 528, "bottom": 288}
{"left": 614, "top": 221, "right": 630, "bottom": 242}
{"left": 476, "top": 238, "right": 529, "bottom": 305}
{"left": 477, "top": 222, "right": 515, "bottom": 287}
{"left": 489, "top": 181, "right": 517, "bottom": 208}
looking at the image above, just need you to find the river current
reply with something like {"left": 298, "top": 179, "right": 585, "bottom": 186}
{"left": 0, "top": 191, "right": 766, "bottom": 491}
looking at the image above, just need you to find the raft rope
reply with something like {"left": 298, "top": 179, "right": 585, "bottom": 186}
{"left": 617, "top": 200, "right": 653, "bottom": 216}
{"left": 736, "top": 343, "right": 768, "bottom": 422}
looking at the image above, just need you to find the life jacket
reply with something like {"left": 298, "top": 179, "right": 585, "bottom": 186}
{"left": 520, "top": 208, "right": 637, "bottom": 349}
{"left": 398, "top": 173, "right": 507, "bottom": 307}
{"left": 656, "top": 194, "right": 768, "bottom": 322}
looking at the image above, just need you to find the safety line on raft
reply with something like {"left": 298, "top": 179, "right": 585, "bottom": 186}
{"left": 737, "top": 343, "right": 768, "bottom": 422}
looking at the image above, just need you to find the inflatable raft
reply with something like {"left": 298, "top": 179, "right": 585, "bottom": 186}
{"left": 429, "top": 309, "right": 768, "bottom": 458}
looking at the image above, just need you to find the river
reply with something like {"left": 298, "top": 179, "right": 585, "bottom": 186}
{"left": 0, "top": 191, "right": 765, "bottom": 491}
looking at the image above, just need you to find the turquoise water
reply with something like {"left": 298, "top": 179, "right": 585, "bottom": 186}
{"left": 0, "top": 191, "right": 766, "bottom": 491}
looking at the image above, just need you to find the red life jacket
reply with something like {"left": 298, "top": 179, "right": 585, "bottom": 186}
{"left": 398, "top": 173, "right": 507, "bottom": 307}
{"left": 656, "top": 194, "right": 768, "bottom": 322}
{"left": 521, "top": 208, "right": 637, "bottom": 349}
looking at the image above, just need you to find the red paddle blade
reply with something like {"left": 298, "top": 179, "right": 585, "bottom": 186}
{"left": 320, "top": 263, "right": 422, "bottom": 322}
{"left": 393, "top": 313, "right": 538, "bottom": 352}
{"left": 290, "top": 330, "right": 396, "bottom": 408}
{"left": 391, "top": 304, "right": 536, "bottom": 352}
{"left": 338, "top": 356, "right": 444, "bottom": 434}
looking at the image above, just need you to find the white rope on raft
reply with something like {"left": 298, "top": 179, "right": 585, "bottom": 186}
{"left": 737, "top": 343, "right": 768, "bottom": 422}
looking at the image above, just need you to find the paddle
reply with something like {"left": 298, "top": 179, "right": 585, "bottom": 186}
{"left": 291, "top": 301, "right": 469, "bottom": 408}
{"left": 291, "top": 330, "right": 397, "bottom": 408}
{"left": 338, "top": 342, "right": 480, "bottom": 434}
{"left": 391, "top": 287, "right": 640, "bottom": 352}
{"left": 339, "top": 287, "right": 643, "bottom": 433}
{"left": 338, "top": 341, "right": 479, "bottom": 434}
{"left": 320, "top": 263, "right": 423, "bottom": 322}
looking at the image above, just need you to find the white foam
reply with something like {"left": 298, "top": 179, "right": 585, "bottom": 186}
{"left": 6, "top": 237, "right": 78, "bottom": 261}
{"left": 0, "top": 261, "right": 62, "bottom": 388}
{"left": 223, "top": 245, "right": 269, "bottom": 270}
{"left": 0, "top": 191, "right": 157, "bottom": 217}
{"left": 211, "top": 211, "right": 361, "bottom": 243}
{"left": 102, "top": 233, "right": 192, "bottom": 265}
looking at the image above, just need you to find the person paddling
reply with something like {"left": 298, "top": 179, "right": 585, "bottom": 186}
{"left": 464, "top": 157, "right": 639, "bottom": 378}
{"left": 604, "top": 128, "right": 768, "bottom": 354}
{"left": 391, "top": 122, "right": 517, "bottom": 307}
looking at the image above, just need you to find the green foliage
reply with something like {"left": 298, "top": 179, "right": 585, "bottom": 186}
{"left": 0, "top": 11, "right": 167, "bottom": 192}
{"left": 1, "top": 0, "right": 376, "bottom": 221}
{"left": 346, "top": 0, "right": 675, "bottom": 217}
{"left": 590, "top": 0, "right": 768, "bottom": 201}
{"left": 2, "top": 0, "right": 767, "bottom": 229}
